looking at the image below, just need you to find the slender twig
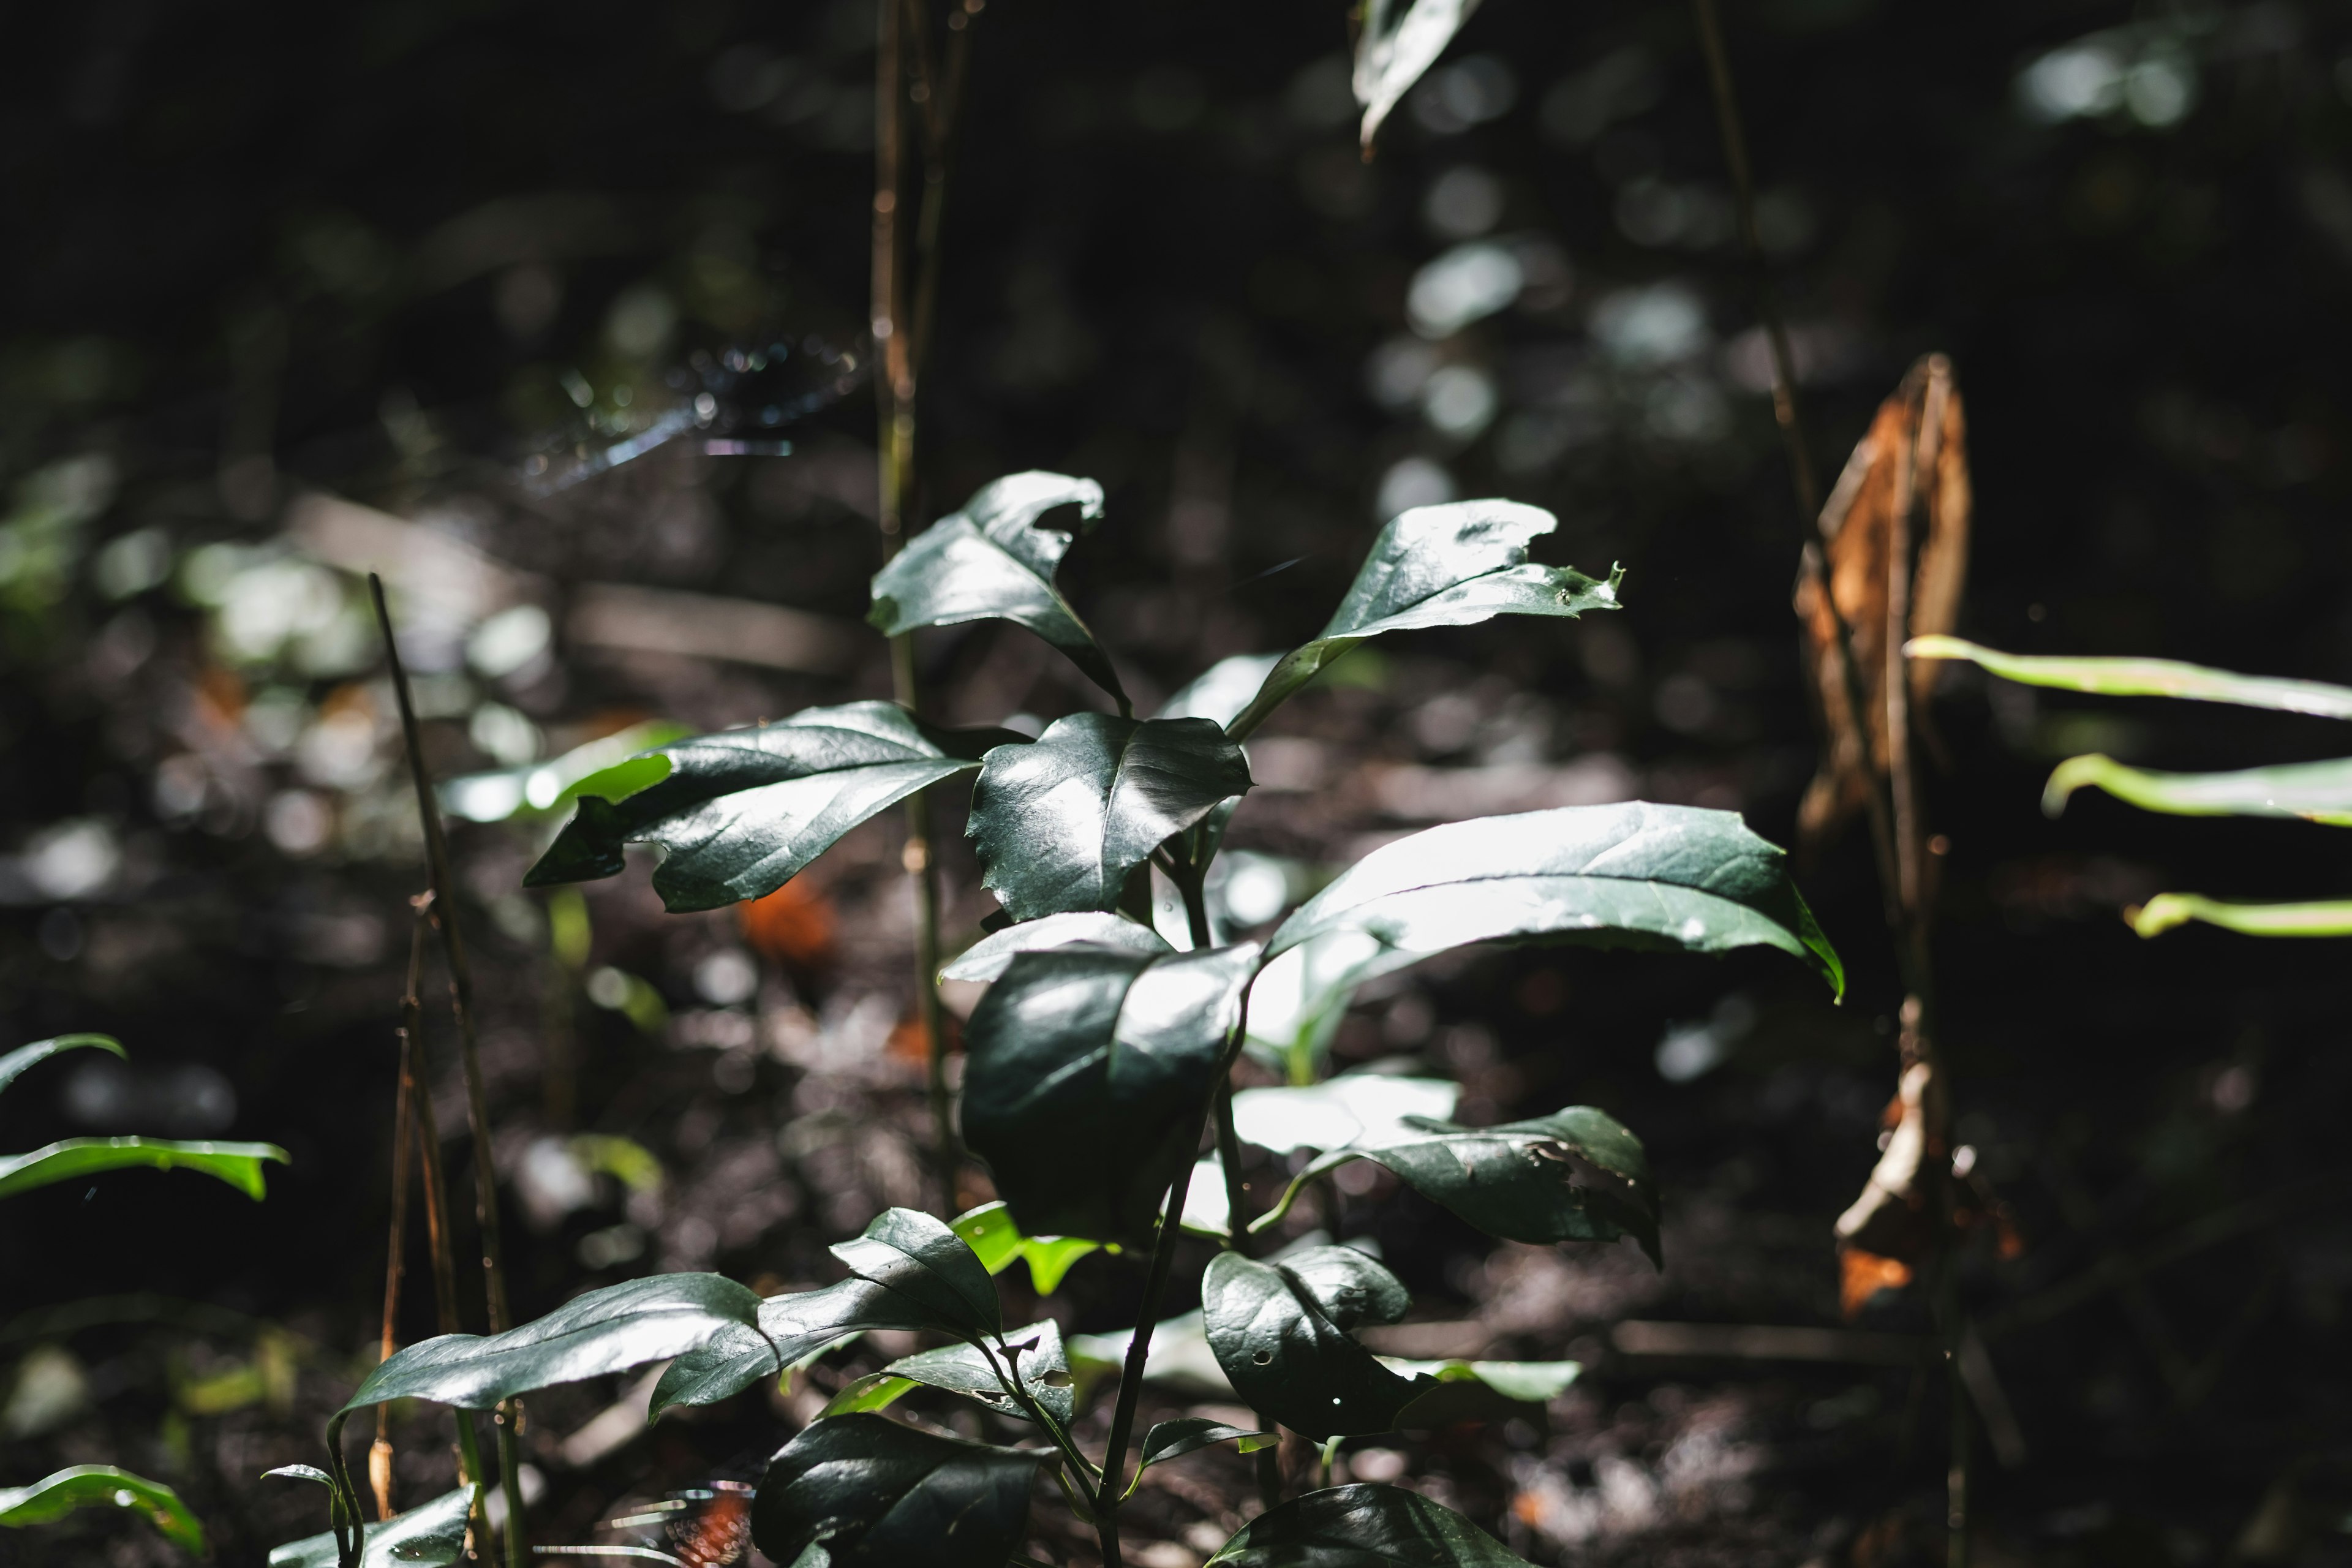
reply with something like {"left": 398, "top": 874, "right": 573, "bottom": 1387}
{"left": 1093, "top": 1153, "right": 1199, "bottom": 1568}
{"left": 369, "top": 575, "right": 526, "bottom": 1567}
{"left": 372, "top": 931, "right": 420, "bottom": 1521}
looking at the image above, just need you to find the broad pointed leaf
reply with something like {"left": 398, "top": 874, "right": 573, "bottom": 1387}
{"left": 1908, "top": 635, "right": 2352, "bottom": 719}
{"left": 524, "top": 703, "right": 1020, "bottom": 913}
{"left": 652, "top": 1273, "right": 955, "bottom": 1419}
{"left": 962, "top": 943, "right": 1261, "bottom": 1243}
{"left": 1266, "top": 803, "right": 1844, "bottom": 998}
{"left": 829, "top": 1207, "right": 1002, "bottom": 1341}
{"left": 267, "top": 1487, "right": 469, "bottom": 1568}
{"left": 1132, "top": 1419, "right": 1275, "bottom": 1490}
{"left": 1201, "top": 1248, "right": 1430, "bottom": 1440}
{"left": 820, "top": 1321, "right": 1072, "bottom": 1425}
{"left": 950, "top": 1202, "right": 1103, "bottom": 1295}
{"left": 869, "top": 470, "right": 1125, "bottom": 706}
{"left": 751, "top": 1413, "right": 1041, "bottom": 1568}
{"left": 1355, "top": 0, "right": 1484, "bottom": 152}
{"left": 1206, "top": 1483, "right": 1532, "bottom": 1567}
{"left": 0, "top": 1138, "right": 288, "bottom": 1202}
{"left": 0, "top": 1465, "right": 204, "bottom": 1554}
{"left": 0, "top": 1033, "right": 121, "bottom": 1099}
{"left": 1257, "top": 1106, "right": 1660, "bottom": 1265}
{"left": 1226, "top": 503, "right": 1619, "bottom": 741}
{"left": 1231, "top": 1076, "right": 1460, "bottom": 1156}
{"left": 968, "top": 714, "right": 1251, "bottom": 921}
{"left": 2043, "top": 753, "right": 2352, "bottom": 825}
{"left": 341, "top": 1273, "right": 760, "bottom": 1415}
{"left": 2130, "top": 894, "right": 2352, "bottom": 939}
{"left": 1158, "top": 654, "right": 1286, "bottom": 726}
{"left": 440, "top": 720, "right": 689, "bottom": 823}
{"left": 940, "top": 913, "right": 1171, "bottom": 984}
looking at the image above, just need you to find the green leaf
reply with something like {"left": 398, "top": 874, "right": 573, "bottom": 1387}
{"left": 962, "top": 943, "right": 1261, "bottom": 1243}
{"left": 2043, "top": 753, "right": 2352, "bottom": 825}
{"left": 1355, "top": 0, "right": 1485, "bottom": 152}
{"left": 1225, "top": 503, "right": 1619, "bottom": 741}
{"left": 524, "top": 703, "right": 1018, "bottom": 913}
{"left": 0, "top": 1034, "right": 122, "bottom": 1099}
{"left": 968, "top": 714, "right": 1252, "bottom": 921}
{"left": 820, "top": 1321, "right": 1072, "bottom": 1425}
{"left": 2129, "top": 894, "right": 2352, "bottom": 939}
{"left": 266, "top": 1485, "right": 470, "bottom": 1568}
{"left": 1200, "top": 1248, "right": 1430, "bottom": 1440}
{"left": 0, "top": 1464, "right": 204, "bottom": 1554}
{"left": 868, "top": 470, "right": 1125, "bottom": 707}
{"left": 1388, "top": 1360, "right": 1581, "bottom": 1426}
{"left": 1205, "top": 1482, "right": 1532, "bottom": 1567}
{"left": 1158, "top": 654, "right": 1286, "bottom": 726}
{"left": 1265, "top": 803, "right": 1844, "bottom": 1000}
{"left": 750, "top": 1413, "right": 1042, "bottom": 1568}
{"left": 1907, "top": 635, "right": 2352, "bottom": 720}
{"left": 1231, "top": 1076, "right": 1461, "bottom": 1156}
{"left": 652, "top": 1274, "right": 944, "bottom": 1419}
{"left": 440, "top": 720, "right": 690, "bottom": 823}
{"left": 1131, "top": 1419, "right": 1274, "bottom": 1490}
{"left": 0, "top": 1138, "right": 288, "bottom": 1202}
{"left": 829, "top": 1207, "right": 1003, "bottom": 1342}
{"left": 341, "top": 1273, "right": 760, "bottom": 1415}
{"left": 950, "top": 1202, "right": 1104, "bottom": 1295}
{"left": 939, "top": 913, "right": 1171, "bottom": 984}
{"left": 1256, "top": 1106, "right": 1660, "bottom": 1266}
{"left": 1068, "top": 1311, "right": 1232, "bottom": 1399}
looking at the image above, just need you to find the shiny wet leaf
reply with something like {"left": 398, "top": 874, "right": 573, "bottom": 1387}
{"left": 751, "top": 1413, "right": 1041, "bottom": 1568}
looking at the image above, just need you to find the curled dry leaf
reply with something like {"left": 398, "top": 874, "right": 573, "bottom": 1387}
{"left": 1832, "top": 1057, "right": 1946, "bottom": 1317}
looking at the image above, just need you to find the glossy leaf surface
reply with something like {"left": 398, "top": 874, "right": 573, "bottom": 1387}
{"left": 342, "top": 1273, "right": 760, "bottom": 1414}
{"left": 525, "top": 703, "right": 1016, "bottom": 912}
{"left": 0, "top": 1138, "right": 288, "bottom": 1202}
{"left": 1158, "top": 653, "right": 1285, "bottom": 726}
{"left": 267, "top": 1487, "right": 470, "bottom": 1568}
{"left": 1354, "top": 0, "right": 1484, "bottom": 151}
{"left": 869, "top": 470, "right": 1124, "bottom": 706}
{"left": 828, "top": 1207, "right": 1002, "bottom": 1342}
{"left": 962, "top": 943, "right": 1260, "bottom": 1243}
{"left": 940, "top": 912, "right": 1172, "bottom": 984}
{"left": 2043, "top": 753, "right": 2352, "bottom": 825}
{"left": 1226, "top": 503, "right": 1619, "bottom": 741}
{"left": 951, "top": 1202, "right": 1102, "bottom": 1295}
{"left": 0, "top": 1464, "right": 203, "bottom": 1553}
{"left": 1201, "top": 1248, "right": 1430, "bottom": 1439}
{"left": 0, "top": 1034, "right": 121, "bottom": 1099}
{"left": 821, "top": 1320, "right": 1072, "bottom": 1425}
{"left": 2130, "top": 894, "right": 2352, "bottom": 939}
{"left": 652, "top": 1273, "right": 950, "bottom": 1419}
{"left": 1206, "top": 1483, "right": 1532, "bottom": 1567}
{"left": 1265, "top": 804, "right": 1844, "bottom": 998}
{"left": 968, "top": 714, "right": 1251, "bottom": 920}
{"left": 751, "top": 1413, "right": 1041, "bottom": 1568}
{"left": 1260, "top": 1106, "right": 1660, "bottom": 1265}
{"left": 1908, "top": 635, "right": 2352, "bottom": 719}
{"left": 1133, "top": 1419, "right": 1274, "bottom": 1490}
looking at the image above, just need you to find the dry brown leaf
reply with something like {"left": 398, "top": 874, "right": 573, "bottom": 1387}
{"left": 738, "top": 877, "right": 839, "bottom": 967}
{"left": 1833, "top": 1057, "right": 1946, "bottom": 1316}
{"left": 1795, "top": 354, "right": 1972, "bottom": 853}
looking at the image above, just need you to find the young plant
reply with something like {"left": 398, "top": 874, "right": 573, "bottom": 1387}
{"left": 281, "top": 475, "right": 1844, "bottom": 1568}
{"left": 0, "top": 1033, "right": 287, "bottom": 1556}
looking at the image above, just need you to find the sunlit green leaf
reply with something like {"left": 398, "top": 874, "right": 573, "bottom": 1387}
{"left": 1230, "top": 1076, "right": 1460, "bottom": 1156}
{"left": 1200, "top": 1248, "right": 1430, "bottom": 1440}
{"left": 0, "top": 1034, "right": 121, "bottom": 1099}
{"left": 962, "top": 944, "right": 1260, "bottom": 1244}
{"left": 2043, "top": 752, "right": 2352, "bottom": 825}
{"left": 1256, "top": 1106, "right": 1660, "bottom": 1265}
{"left": 2129, "top": 894, "right": 2352, "bottom": 939}
{"left": 524, "top": 703, "right": 1019, "bottom": 913}
{"left": 0, "top": 1464, "right": 204, "bottom": 1554}
{"left": 266, "top": 1485, "right": 470, "bottom": 1568}
{"left": 820, "top": 1321, "right": 1072, "bottom": 1426}
{"left": 0, "top": 1138, "right": 288, "bottom": 1202}
{"left": 439, "top": 720, "right": 690, "bottom": 823}
{"left": 1205, "top": 1482, "right": 1532, "bottom": 1567}
{"left": 950, "top": 1202, "right": 1104, "bottom": 1295}
{"left": 1265, "top": 803, "right": 1843, "bottom": 999}
{"left": 869, "top": 470, "right": 1125, "bottom": 707}
{"left": 1355, "top": 0, "right": 1485, "bottom": 152}
{"left": 652, "top": 1275, "right": 938, "bottom": 1419}
{"left": 829, "top": 1207, "right": 1003, "bottom": 1342}
{"left": 751, "top": 1414, "right": 1042, "bottom": 1568}
{"left": 1907, "top": 635, "right": 2352, "bottom": 719}
{"left": 968, "top": 714, "right": 1251, "bottom": 921}
{"left": 1226, "top": 503, "right": 1618, "bottom": 741}
{"left": 940, "top": 911, "right": 1172, "bottom": 984}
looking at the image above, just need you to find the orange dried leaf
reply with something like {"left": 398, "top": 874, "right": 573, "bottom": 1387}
{"left": 1839, "top": 1248, "right": 1915, "bottom": 1319}
{"left": 737, "top": 879, "right": 837, "bottom": 967}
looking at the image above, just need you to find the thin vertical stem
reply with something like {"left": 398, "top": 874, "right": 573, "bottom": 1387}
{"left": 1094, "top": 1153, "right": 1199, "bottom": 1568}
{"left": 369, "top": 576, "right": 524, "bottom": 1566}
{"left": 372, "top": 956, "right": 418, "bottom": 1521}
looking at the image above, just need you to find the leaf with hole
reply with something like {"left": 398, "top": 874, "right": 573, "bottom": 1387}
{"left": 869, "top": 470, "right": 1125, "bottom": 706}
{"left": 939, "top": 912, "right": 1171, "bottom": 984}
{"left": 0, "top": 1138, "right": 288, "bottom": 1202}
{"left": 0, "top": 1465, "right": 205, "bottom": 1554}
{"left": 968, "top": 714, "right": 1251, "bottom": 921}
{"left": 962, "top": 943, "right": 1260, "bottom": 1244}
{"left": 1225, "top": 502, "right": 1618, "bottom": 741}
{"left": 1265, "top": 803, "right": 1843, "bottom": 1000}
{"left": 266, "top": 1485, "right": 470, "bottom": 1568}
{"left": 1205, "top": 1482, "right": 1533, "bottom": 1566}
{"left": 1256, "top": 1106, "right": 1660, "bottom": 1265}
{"left": 750, "top": 1413, "right": 1042, "bottom": 1568}
{"left": 524, "top": 703, "right": 1021, "bottom": 912}
{"left": 820, "top": 1320, "right": 1072, "bottom": 1426}
{"left": 951, "top": 1202, "right": 1104, "bottom": 1295}
{"left": 2041, "top": 753, "right": 2352, "bottom": 825}
{"left": 1201, "top": 1247, "right": 1431, "bottom": 1440}
{"left": 1907, "top": 636, "right": 2352, "bottom": 718}
{"left": 1354, "top": 0, "right": 1485, "bottom": 152}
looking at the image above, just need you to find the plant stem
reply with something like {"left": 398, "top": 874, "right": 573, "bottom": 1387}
{"left": 373, "top": 940, "right": 418, "bottom": 1521}
{"left": 369, "top": 575, "right": 524, "bottom": 1566}
{"left": 1093, "top": 1152, "right": 1201, "bottom": 1568}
